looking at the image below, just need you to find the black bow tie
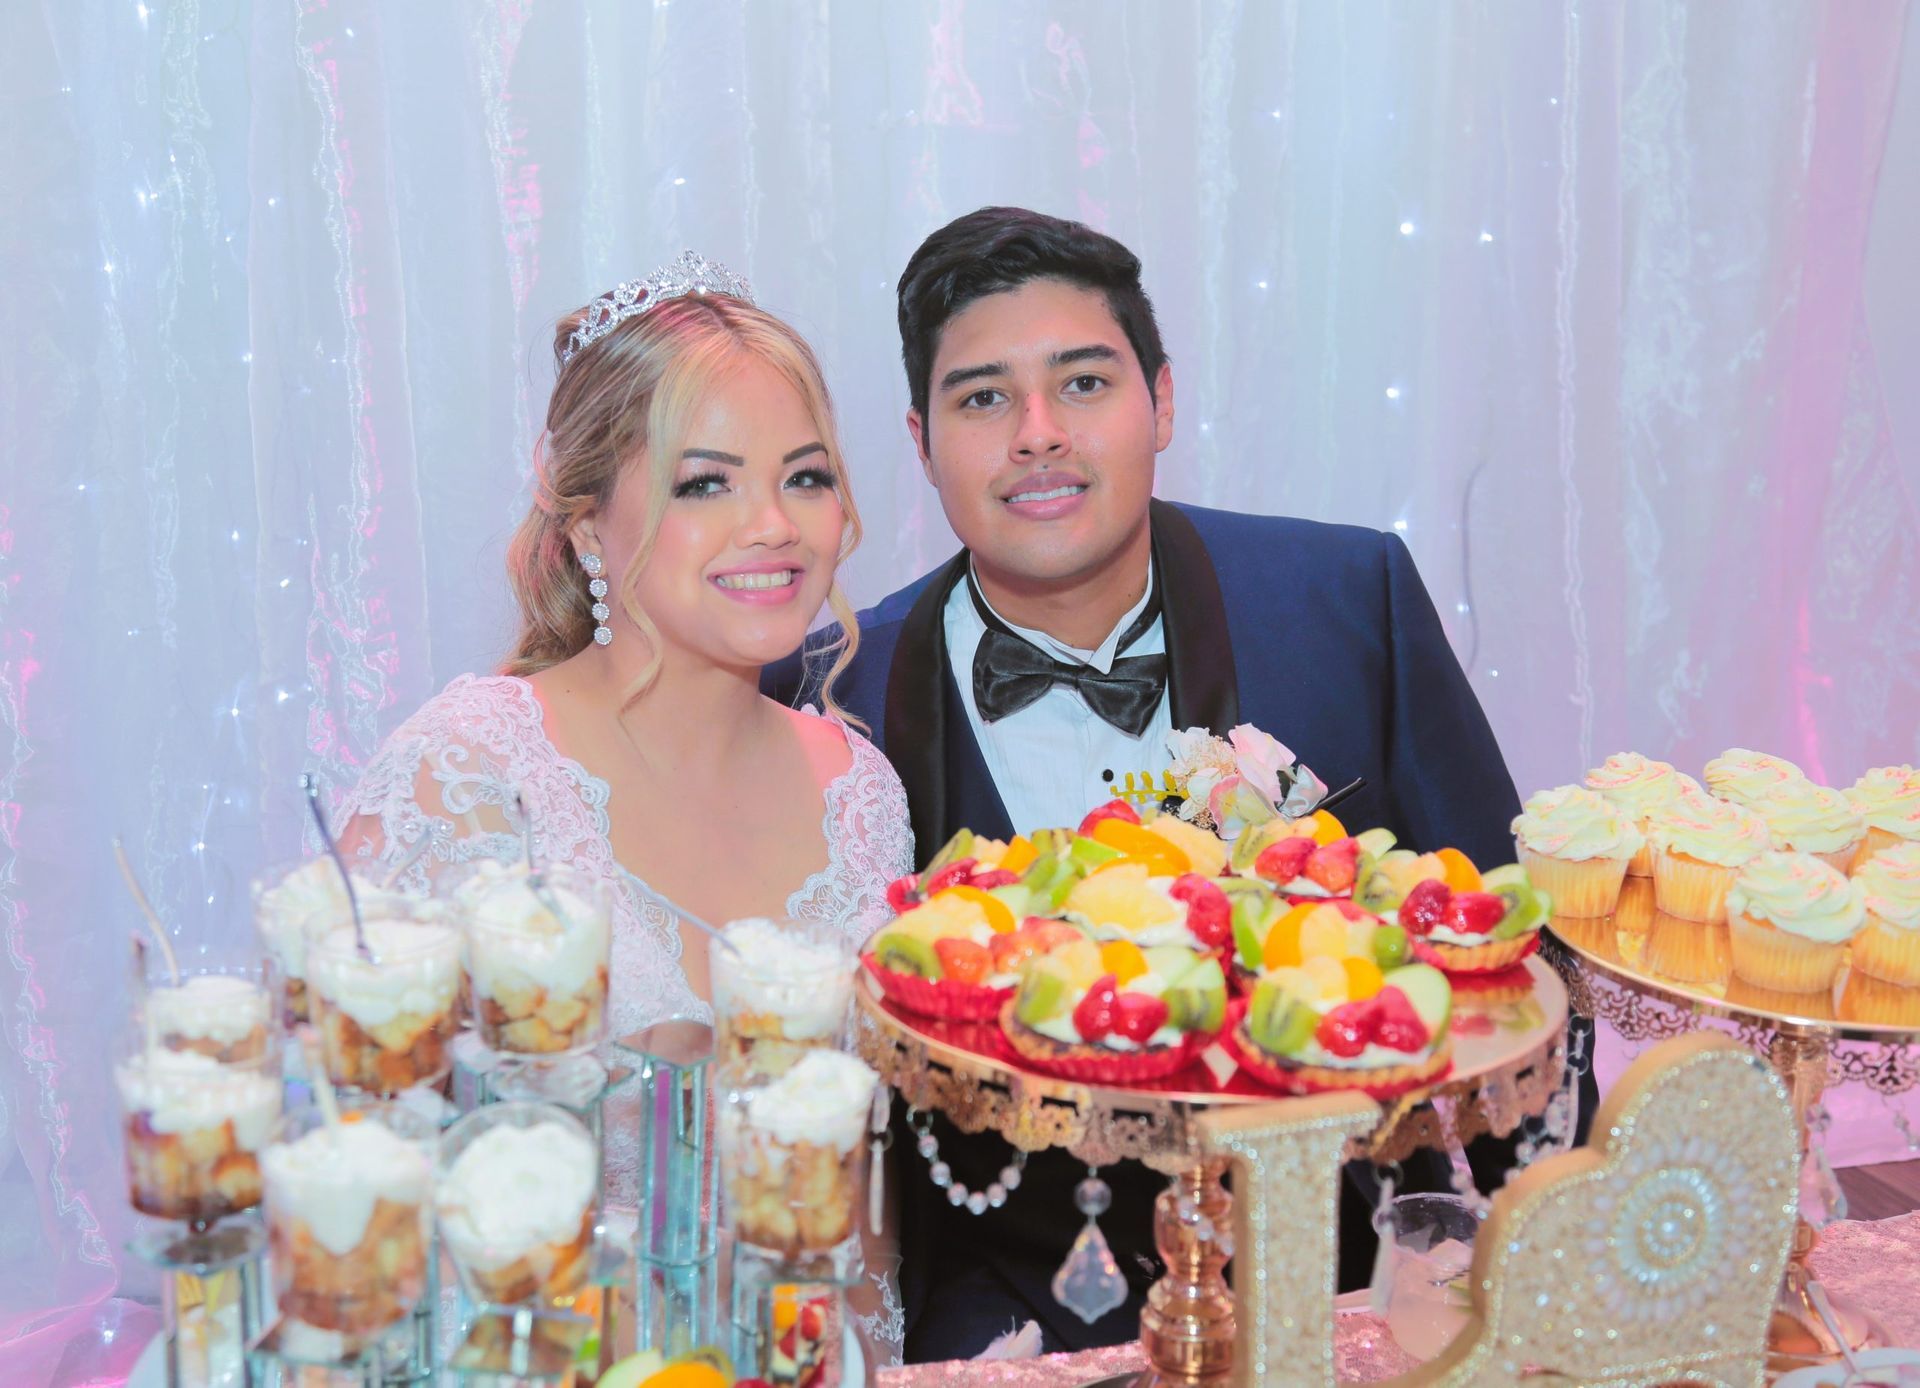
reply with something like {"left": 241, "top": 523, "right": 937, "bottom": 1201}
{"left": 969, "top": 572, "right": 1168, "bottom": 737}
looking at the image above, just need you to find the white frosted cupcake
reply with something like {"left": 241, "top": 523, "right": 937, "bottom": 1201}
{"left": 1851, "top": 843, "right": 1920, "bottom": 987}
{"left": 1726, "top": 851, "right": 1864, "bottom": 994}
{"left": 1703, "top": 748, "right": 1806, "bottom": 807}
{"left": 1748, "top": 781, "right": 1866, "bottom": 877}
{"left": 1846, "top": 766, "right": 1920, "bottom": 869}
{"left": 1646, "top": 790, "right": 1772, "bottom": 924}
{"left": 1511, "top": 785, "right": 1643, "bottom": 917}
{"left": 1584, "top": 754, "right": 1700, "bottom": 877}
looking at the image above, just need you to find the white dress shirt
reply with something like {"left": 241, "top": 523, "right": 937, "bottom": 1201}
{"left": 943, "top": 561, "right": 1173, "bottom": 837}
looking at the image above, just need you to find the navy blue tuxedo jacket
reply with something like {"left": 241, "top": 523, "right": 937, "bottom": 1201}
{"left": 766, "top": 500, "right": 1524, "bottom": 1358}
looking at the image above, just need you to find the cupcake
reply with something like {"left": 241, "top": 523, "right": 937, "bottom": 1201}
{"left": 1845, "top": 766, "right": 1920, "bottom": 869}
{"left": 1725, "top": 851, "right": 1864, "bottom": 994}
{"left": 1703, "top": 748, "right": 1806, "bottom": 807}
{"left": 1510, "top": 786, "right": 1642, "bottom": 918}
{"left": 1850, "top": 843, "right": 1920, "bottom": 986}
{"left": 1747, "top": 781, "right": 1866, "bottom": 876}
{"left": 1645, "top": 791, "right": 1771, "bottom": 924}
{"left": 1584, "top": 754, "right": 1699, "bottom": 877}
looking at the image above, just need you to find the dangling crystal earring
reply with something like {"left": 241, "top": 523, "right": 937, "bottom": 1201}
{"left": 581, "top": 553, "right": 612, "bottom": 646}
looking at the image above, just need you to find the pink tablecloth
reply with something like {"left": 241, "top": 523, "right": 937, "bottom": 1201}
{"left": 879, "top": 1211, "right": 1920, "bottom": 1385}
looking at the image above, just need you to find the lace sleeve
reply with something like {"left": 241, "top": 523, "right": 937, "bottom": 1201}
{"left": 332, "top": 675, "right": 536, "bottom": 891}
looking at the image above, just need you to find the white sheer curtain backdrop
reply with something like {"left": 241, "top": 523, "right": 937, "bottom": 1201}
{"left": 4, "top": 1, "right": 1916, "bottom": 1378}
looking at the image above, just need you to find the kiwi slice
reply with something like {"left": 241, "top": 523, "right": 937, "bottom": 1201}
{"left": 1354, "top": 863, "right": 1405, "bottom": 913}
{"left": 1165, "top": 958, "right": 1227, "bottom": 1031}
{"left": 1247, "top": 979, "right": 1317, "bottom": 1057}
{"left": 1231, "top": 893, "right": 1275, "bottom": 972}
{"left": 1014, "top": 957, "right": 1073, "bottom": 1025}
{"left": 1482, "top": 864, "right": 1548, "bottom": 941}
{"left": 873, "top": 931, "right": 940, "bottom": 980}
{"left": 1020, "top": 855, "right": 1081, "bottom": 912}
{"left": 923, "top": 828, "right": 976, "bottom": 878}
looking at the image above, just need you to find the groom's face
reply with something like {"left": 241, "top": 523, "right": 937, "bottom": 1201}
{"left": 908, "top": 278, "right": 1174, "bottom": 586}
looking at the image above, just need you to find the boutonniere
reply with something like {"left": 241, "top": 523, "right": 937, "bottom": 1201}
{"left": 1164, "top": 724, "right": 1330, "bottom": 841}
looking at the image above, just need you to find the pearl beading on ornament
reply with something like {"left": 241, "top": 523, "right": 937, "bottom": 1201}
{"left": 909, "top": 1109, "right": 1026, "bottom": 1217}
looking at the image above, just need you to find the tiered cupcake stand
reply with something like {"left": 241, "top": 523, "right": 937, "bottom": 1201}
{"left": 1546, "top": 894, "right": 1920, "bottom": 1372}
{"left": 855, "top": 957, "right": 1570, "bottom": 1387}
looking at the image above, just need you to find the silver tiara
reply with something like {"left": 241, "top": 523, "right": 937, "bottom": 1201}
{"left": 560, "top": 251, "right": 754, "bottom": 366}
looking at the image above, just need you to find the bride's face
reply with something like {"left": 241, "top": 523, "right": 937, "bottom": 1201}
{"left": 596, "top": 357, "right": 846, "bottom": 673}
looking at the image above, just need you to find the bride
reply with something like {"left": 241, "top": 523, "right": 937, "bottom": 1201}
{"left": 336, "top": 255, "right": 912, "bottom": 1358}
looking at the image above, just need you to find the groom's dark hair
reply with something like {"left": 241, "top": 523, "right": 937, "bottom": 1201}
{"left": 897, "top": 207, "right": 1168, "bottom": 426}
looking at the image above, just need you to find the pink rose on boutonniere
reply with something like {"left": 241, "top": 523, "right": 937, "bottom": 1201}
{"left": 1208, "top": 775, "right": 1278, "bottom": 841}
{"left": 1228, "top": 724, "right": 1296, "bottom": 807}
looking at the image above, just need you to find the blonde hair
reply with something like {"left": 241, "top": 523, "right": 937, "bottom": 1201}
{"left": 505, "top": 292, "right": 864, "bottom": 725}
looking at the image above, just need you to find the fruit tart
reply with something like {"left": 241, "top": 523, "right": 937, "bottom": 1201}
{"left": 1058, "top": 861, "right": 1235, "bottom": 958}
{"left": 1000, "top": 937, "right": 1227, "bottom": 1082}
{"left": 1224, "top": 894, "right": 1412, "bottom": 995}
{"left": 1242, "top": 824, "right": 1398, "bottom": 903}
{"left": 1232, "top": 961, "right": 1453, "bottom": 1098}
{"left": 1397, "top": 864, "right": 1551, "bottom": 973}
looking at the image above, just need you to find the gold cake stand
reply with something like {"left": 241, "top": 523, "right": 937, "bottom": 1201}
{"left": 856, "top": 955, "right": 1569, "bottom": 1387}
{"left": 1545, "top": 878, "right": 1920, "bottom": 1373}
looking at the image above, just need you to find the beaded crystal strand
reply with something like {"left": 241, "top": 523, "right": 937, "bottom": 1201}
{"left": 582, "top": 553, "right": 612, "bottom": 646}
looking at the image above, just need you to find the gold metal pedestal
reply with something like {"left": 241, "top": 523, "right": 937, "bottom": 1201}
{"left": 856, "top": 958, "right": 1569, "bottom": 1387}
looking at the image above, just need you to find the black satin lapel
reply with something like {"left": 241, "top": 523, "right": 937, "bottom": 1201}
{"left": 884, "top": 550, "right": 973, "bottom": 868}
{"left": 1152, "top": 499, "right": 1240, "bottom": 734}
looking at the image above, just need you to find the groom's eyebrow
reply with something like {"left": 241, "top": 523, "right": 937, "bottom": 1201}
{"left": 1049, "top": 344, "right": 1121, "bottom": 368}
{"left": 938, "top": 344, "right": 1121, "bottom": 394}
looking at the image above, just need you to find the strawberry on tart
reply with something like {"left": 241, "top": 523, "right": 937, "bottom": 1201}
{"left": 1231, "top": 961, "right": 1454, "bottom": 1098}
{"left": 1000, "top": 936, "right": 1228, "bottom": 1082}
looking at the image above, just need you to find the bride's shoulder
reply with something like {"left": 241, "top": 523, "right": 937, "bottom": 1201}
{"left": 380, "top": 673, "right": 545, "bottom": 752}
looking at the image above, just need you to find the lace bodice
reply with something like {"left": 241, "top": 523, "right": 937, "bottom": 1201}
{"left": 338, "top": 672, "right": 912, "bottom": 1152}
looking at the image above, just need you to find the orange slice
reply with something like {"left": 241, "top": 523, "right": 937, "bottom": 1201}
{"left": 1099, "top": 940, "right": 1149, "bottom": 985}
{"left": 1435, "top": 847, "right": 1482, "bottom": 893}
{"left": 945, "top": 885, "right": 1016, "bottom": 934}
{"left": 1261, "top": 903, "right": 1319, "bottom": 970}
{"left": 998, "top": 835, "right": 1039, "bottom": 875}
{"left": 1305, "top": 809, "right": 1349, "bottom": 846}
{"left": 1342, "top": 956, "right": 1385, "bottom": 1000}
{"left": 1090, "top": 819, "right": 1192, "bottom": 875}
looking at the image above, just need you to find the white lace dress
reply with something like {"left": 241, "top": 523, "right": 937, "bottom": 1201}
{"left": 337, "top": 673, "right": 913, "bottom": 1360}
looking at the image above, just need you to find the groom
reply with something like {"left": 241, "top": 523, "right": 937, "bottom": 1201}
{"left": 772, "top": 207, "right": 1529, "bottom": 1359}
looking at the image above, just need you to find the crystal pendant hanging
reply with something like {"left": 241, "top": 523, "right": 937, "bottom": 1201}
{"left": 1052, "top": 1170, "right": 1127, "bottom": 1325}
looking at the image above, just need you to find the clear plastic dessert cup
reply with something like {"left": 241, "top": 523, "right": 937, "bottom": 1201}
{"left": 253, "top": 857, "right": 413, "bottom": 1026}
{"left": 116, "top": 1024, "right": 282, "bottom": 1228}
{"left": 436, "top": 1102, "right": 600, "bottom": 1308}
{"left": 711, "top": 917, "right": 855, "bottom": 1083}
{"left": 453, "top": 861, "right": 612, "bottom": 1059}
{"left": 718, "top": 1049, "right": 876, "bottom": 1266}
{"left": 262, "top": 1103, "right": 436, "bottom": 1335}
{"left": 141, "top": 960, "right": 278, "bottom": 1064}
{"left": 1385, "top": 1192, "right": 1483, "bottom": 1361}
{"left": 307, "top": 901, "right": 463, "bottom": 1095}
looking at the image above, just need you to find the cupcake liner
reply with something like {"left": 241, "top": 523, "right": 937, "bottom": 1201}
{"left": 1727, "top": 912, "right": 1846, "bottom": 994}
{"left": 1849, "top": 917, "right": 1920, "bottom": 988}
{"left": 1410, "top": 932, "right": 1540, "bottom": 975}
{"left": 1838, "top": 969, "right": 1920, "bottom": 1026}
{"left": 1643, "top": 915, "right": 1733, "bottom": 987}
{"left": 1227, "top": 1020, "right": 1451, "bottom": 1098}
{"left": 1518, "top": 848, "right": 1630, "bottom": 918}
{"left": 1652, "top": 849, "right": 1743, "bottom": 924}
{"left": 1625, "top": 835, "right": 1655, "bottom": 879}
{"left": 861, "top": 956, "right": 1013, "bottom": 1022}
{"left": 997, "top": 1002, "right": 1207, "bottom": 1083}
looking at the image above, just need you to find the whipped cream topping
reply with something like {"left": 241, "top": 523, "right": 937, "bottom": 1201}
{"left": 715, "top": 919, "right": 852, "bottom": 1041}
{"left": 462, "top": 864, "right": 610, "bottom": 996}
{"left": 1856, "top": 843, "right": 1920, "bottom": 931}
{"left": 1511, "top": 784, "right": 1644, "bottom": 862}
{"left": 1703, "top": 748, "right": 1805, "bottom": 806}
{"left": 1585, "top": 753, "right": 1691, "bottom": 818}
{"left": 148, "top": 974, "right": 272, "bottom": 1044}
{"left": 1647, "top": 791, "right": 1771, "bottom": 867}
{"left": 115, "top": 1049, "right": 281, "bottom": 1147}
{"left": 1748, "top": 781, "right": 1865, "bottom": 854}
{"left": 1847, "top": 766, "right": 1920, "bottom": 836}
{"left": 264, "top": 1118, "right": 432, "bottom": 1255}
{"left": 256, "top": 860, "right": 413, "bottom": 978}
{"left": 307, "top": 917, "right": 461, "bottom": 1029}
{"left": 438, "top": 1120, "right": 598, "bottom": 1271}
{"left": 743, "top": 1050, "right": 878, "bottom": 1154}
{"left": 1726, "top": 851, "right": 1865, "bottom": 942}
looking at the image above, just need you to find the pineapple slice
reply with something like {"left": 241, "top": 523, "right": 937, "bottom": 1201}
{"left": 1064, "top": 865, "right": 1184, "bottom": 934}
{"left": 1141, "top": 814, "right": 1230, "bottom": 877}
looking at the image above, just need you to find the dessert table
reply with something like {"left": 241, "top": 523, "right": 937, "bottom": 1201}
{"left": 876, "top": 1209, "right": 1920, "bottom": 1385}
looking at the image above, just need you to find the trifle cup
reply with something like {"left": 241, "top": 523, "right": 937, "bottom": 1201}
{"left": 116, "top": 1038, "right": 282, "bottom": 1227}
{"left": 718, "top": 1049, "right": 877, "bottom": 1264}
{"left": 712, "top": 918, "right": 855, "bottom": 1082}
{"left": 453, "top": 861, "right": 612, "bottom": 1058}
{"left": 437, "top": 1103, "right": 600, "bottom": 1307}
{"left": 144, "top": 963, "right": 277, "bottom": 1063}
{"left": 307, "top": 903, "right": 464, "bottom": 1094}
{"left": 262, "top": 1104, "right": 435, "bottom": 1335}
{"left": 253, "top": 858, "right": 413, "bottom": 1025}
